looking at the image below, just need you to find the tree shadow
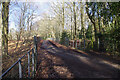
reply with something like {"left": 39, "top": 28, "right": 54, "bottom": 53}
{"left": 36, "top": 50, "right": 62, "bottom": 78}
{"left": 36, "top": 40, "right": 119, "bottom": 78}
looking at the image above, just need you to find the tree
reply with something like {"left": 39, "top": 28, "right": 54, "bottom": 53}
{"left": 73, "top": 2, "right": 77, "bottom": 48}
{"left": 86, "top": 2, "right": 98, "bottom": 49}
{"left": 70, "top": 5, "right": 73, "bottom": 40}
{"left": 80, "top": 2, "right": 86, "bottom": 50}
{"left": 13, "top": 2, "right": 37, "bottom": 46}
{"left": 60, "top": 30, "right": 69, "bottom": 46}
{"left": 2, "top": 2, "right": 10, "bottom": 55}
{"left": 86, "top": 2, "right": 105, "bottom": 50}
{"left": 0, "top": 2, "right": 2, "bottom": 56}
{"left": 86, "top": 25, "right": 92, "bottom": 40}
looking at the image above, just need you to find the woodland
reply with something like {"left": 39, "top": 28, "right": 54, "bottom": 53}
{"left": 0, "top": 0, "right": 120, "bottom": 78}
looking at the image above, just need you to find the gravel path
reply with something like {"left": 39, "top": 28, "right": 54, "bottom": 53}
{"left": 36, "top": 40, "right": 120, "bottom": 78}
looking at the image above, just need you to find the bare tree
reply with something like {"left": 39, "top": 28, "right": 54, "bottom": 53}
{"left": 13, "top": 2, "right": 38, "bottom": 47}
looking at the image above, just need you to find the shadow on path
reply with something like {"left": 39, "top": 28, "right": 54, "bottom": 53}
{"left": 36, "top": 40, "right": 120, "bottom": 78}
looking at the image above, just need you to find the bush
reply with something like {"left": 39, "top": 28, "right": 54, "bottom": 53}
{"left": 60, "top": 30, "right": 70, "bottom": 46}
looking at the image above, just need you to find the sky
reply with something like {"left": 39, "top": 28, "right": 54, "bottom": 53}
{"left": 9, "top": 1, "right": 51, "bottom": 30}
{"left": 1, "top": 0, "right": 119, "bottom": 2}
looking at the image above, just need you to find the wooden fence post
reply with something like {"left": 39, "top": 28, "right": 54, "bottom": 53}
{"left": 19, "top": 59, "right": 22, "bottom": 78}
{"left": 98, "top": 38, "right": 100, "bottom": 50}
{"left": 79, "top": 39, "right": 81, "bottom": 49}
{"left": 73, "top": 40, "right": 74, "bottom": 48}
{"left": 84, "top": 39, "right": 85, "bottom": 50}
{"left": 32, "top": 49, "right": 35, "bottom": 78}
{"left": 75, "top": 40, "right": 77, "bottom": 49}
{"left": 28, "top": 52, "right": 30, "bottom": 78}
{"left": 34, "top": 36, "right": 37, "bottom": 72}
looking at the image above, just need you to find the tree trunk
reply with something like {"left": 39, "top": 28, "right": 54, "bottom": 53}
{"left": 93, "top": 22, "right": 98, "bottom": 49}
{"left": 86, "top": 3, "right": 98, "bottom": 50}
{"left": 97, "top": 5, "right": 102, "bottom": 51}
{"left": 73, "top": 2, "right": 77, "bottom": 48}
{"left": 0, "top": 3, "right": 3, "bottom": 57}
{"left": 62, "top": 1, "right": 64, "bottom": 31}
{"left": 71, "top": 9, "right": 73, "bottom": 40}
{"left": 2, "top": 2, "right": 10, "bottom": 55}
{"left": 80, "top": 2, "right": 85, "bottom": 50}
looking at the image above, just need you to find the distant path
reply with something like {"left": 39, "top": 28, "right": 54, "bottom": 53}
{"left": 36, "top": 40, "right": 120, "bottom": 78}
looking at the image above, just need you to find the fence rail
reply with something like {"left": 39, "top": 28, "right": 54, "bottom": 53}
{"left": 0, "top": 36, "right": 38, "bottom": 79}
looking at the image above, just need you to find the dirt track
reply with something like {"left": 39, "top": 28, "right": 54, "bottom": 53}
{"left": 36, "top": 40, "right": 120, "bottom": 78}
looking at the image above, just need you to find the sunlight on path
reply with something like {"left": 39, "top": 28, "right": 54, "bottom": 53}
{"left": 36, "top": 40, "right": 119, "bottom": 78}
